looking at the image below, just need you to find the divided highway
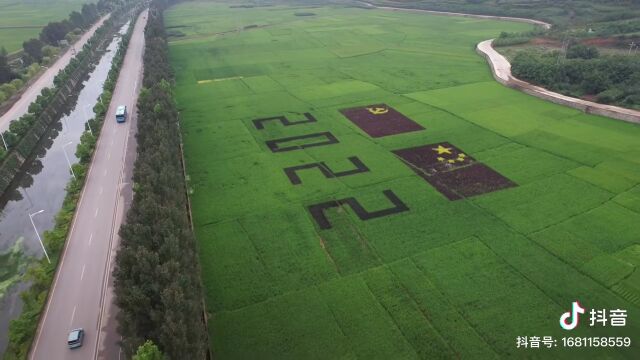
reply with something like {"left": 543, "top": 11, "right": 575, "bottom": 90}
{"left": 29, "top": 9, "right": 147, "bottom": 360}
{"left": 0, "top": 15, "right": 109, "bottom": 133}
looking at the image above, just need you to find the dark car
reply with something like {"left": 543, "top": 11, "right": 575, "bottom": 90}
{"left": 67, "top": 328, "right": 84, "bottom": 349}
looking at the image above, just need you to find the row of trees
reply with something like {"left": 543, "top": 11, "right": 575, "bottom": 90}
{"left": 113, "top": 1, "right": 209, "bottom": 359}
{"left": 0, "top": 1, "right": 121, "bottom": 106}
{"left": 37, "top": 4, "right": 101, "bottom": 48}
{"left": 0, "top": 16, "right": 117, "bottom": 163}
{"left": 3, "top": 5, "right": 139, "bottom": 358}
{"left": 511, "top": 44, "right": 640, "bottom": 108}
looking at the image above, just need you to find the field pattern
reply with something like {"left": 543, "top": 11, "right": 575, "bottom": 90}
{"left": 0, "top": 0, "right": 88, "bottom": 53}
{"left": 166, "top": 2, "right": 640, "bottom": 358}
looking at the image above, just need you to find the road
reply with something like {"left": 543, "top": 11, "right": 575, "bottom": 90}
{"left": 29, "top": 9, "right": 147, "bottom": 360}
{"left": 477, "top": 39, "right": 640, "bottom": 124}
{"left": 0, "top": 15, "right": 109, "bottom": 133}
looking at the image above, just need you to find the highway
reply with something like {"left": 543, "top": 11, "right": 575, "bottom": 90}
{"left": 0, "top": 15, "right": 109, "bottom": 133}
{"left": 29, "top": 9, "right": 147, "bottom": 360}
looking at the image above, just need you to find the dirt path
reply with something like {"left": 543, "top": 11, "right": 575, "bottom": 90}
{"left": 476, "top": 39, "right": 640, "bottom": 124}
{"left": 360, "top": 1, "right": 640, "bottom": 124}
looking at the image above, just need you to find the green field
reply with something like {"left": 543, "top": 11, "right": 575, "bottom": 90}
{"left": 166, "top": 1, "right": 640, "bottom": 358}
{"left": 0, "top": 0, "right": 88, "bottom": 53}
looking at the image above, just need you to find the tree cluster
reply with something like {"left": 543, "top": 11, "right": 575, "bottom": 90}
{"left": 512, "top": 45, "right": 640, "bottom": 108}
{"left": 0, "top": 47, "right": 16, "bottom": 84}
{"left": 0, "top": 21, "right": 112, "bottom": 158}
{"left": 113, "top": 1, "right": 209, "bottom": 359}
{"left": 37, "top": 4, "right": 101, "bottom": 48}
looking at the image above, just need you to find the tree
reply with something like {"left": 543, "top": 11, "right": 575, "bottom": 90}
{"left": 0, "top": 47, "right": 14, "bottom": 83}
{"left": 132, "top": 341, "right": 165, "bottom": 360}
{"left": 582, "top": 71, "right": 610, "bottom": 94}
{"left": 114, "top": 3, "right": 209, "bottom": 358}
{"left": 69, "top": 11, "right": 86, "bottom": 29}
{"left": 40, "top": 22, "right": 70, "bottom": 45}
{"left": 82, "top": 3, "right": 99, "bottom": 23}
{"left": 23, "top": 39, "right": 44, "bottom": 63}
{"left": 566, "top": 44, "right": 599, "bottom": 59}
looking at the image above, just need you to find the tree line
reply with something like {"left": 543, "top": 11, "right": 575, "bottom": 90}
{"left": 511, "top": 44, "right": 640, "bottom": 108}
{"left": 0, "top": 9, "right": 122, "bottom": 165}
{"left": 3, "top": 4, "right": 140, "bottom": 358}
{"left": 113, "top": 0, "right": 209, "bottom": 358}
{"left": 0, "top": 0, "right": 119, "bottom": 104}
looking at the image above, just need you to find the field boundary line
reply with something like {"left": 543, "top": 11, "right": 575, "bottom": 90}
{"left": 386, "top": 264, "right": 468, "bottom": 355}
{"left": 177, "top": 109, "right": 214, "bottom": 360}
{"left": 407, "top": 256, "right": 502, "bottom": 355}
{"left": 361, "top": 273, "right": 452, "bottom": 357}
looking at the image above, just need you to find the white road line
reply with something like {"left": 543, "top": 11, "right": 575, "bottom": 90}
{"left": 104, "top": 169, "right": 108, "bottom": 176}
{"left": 70, "top": 306, "right": 77, "bottom": 326}
{"left": 99, "top": 186, "right": 104, "bottom": 195}
{"left": 80, "top": 264, "right": 86, "bottom": 281}
{"left": 94, "top": 208, "right": 99, "bottom": 218}
{"left": 88, "top": 233, "right": 93, "bottom": 246}
{"left": 108, "top": 152, "right": 111, "bottom": 160}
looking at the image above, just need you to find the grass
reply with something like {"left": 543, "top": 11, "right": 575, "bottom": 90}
{"left": 0, "top": 0, "right": 89, "bottom": 53}
{"left": 166, "top": 1, "right": 640, "bottom": 358}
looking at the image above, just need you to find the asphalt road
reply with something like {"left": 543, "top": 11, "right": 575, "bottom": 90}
{"left": 0, "top": 15, "right": 110, "bottom": 133}
{"left": 29, "top": 9, "right": 147, "bottom": 360}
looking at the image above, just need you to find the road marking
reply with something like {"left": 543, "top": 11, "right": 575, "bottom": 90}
{"left": 80, "top": 264, "right": 86, "bottom": 281}
{"left": 88, "top": 233, "right": 93, "bottom": 246}
{"left": 99, "top": 186, "right": 103, "bottom": 195}
{"left": 27, "top": 16, "right": 114, "bottom": 360}
{"left": 70, "top": 306, "right": 77, "bottom": 326}
{"left": 104, "top": 169, "right": 108, "bottom": 176}
{"left": 94, "top": 208, "right": 99, "bottom": 218}
{"left": 108, "top": 152, "right": 111, "bottom": 160}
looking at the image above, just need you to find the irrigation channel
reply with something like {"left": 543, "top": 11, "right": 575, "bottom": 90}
{"left": 0, "top": 22, "right": 130, "bottom": 354}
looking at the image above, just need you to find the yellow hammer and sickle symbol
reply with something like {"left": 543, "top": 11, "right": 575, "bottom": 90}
{"left": 366, "top": 107, "right": 389, "bottom": 115}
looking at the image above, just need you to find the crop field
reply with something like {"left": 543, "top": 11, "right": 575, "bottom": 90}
{"left": 166, "top": 1, "right": 640, "bottom": 358}
{"left": 0, "top": 0, "right": 88, "bottom": 53}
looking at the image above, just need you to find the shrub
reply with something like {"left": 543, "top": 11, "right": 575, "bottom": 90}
{"left": 0, "top": 83, "right": 16, "bottom": 97}
{"left": 10, "top": 78, "right": 24, "bottom": 90}
{"left": 597, "top": 88, "right": 625, "bottom": 103}
{"left": 41, "top": 45, "right": 59, "bottom": 58}
{"left": 566, "top": 44, "right": 599, "bottom": 59}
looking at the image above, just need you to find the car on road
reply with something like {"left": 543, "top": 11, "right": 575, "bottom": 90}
{"left": 116, "top": 105, "right": 127, "bottom": 123}
{"left": 67, "top": 328, "right": 84, "bottom": 349}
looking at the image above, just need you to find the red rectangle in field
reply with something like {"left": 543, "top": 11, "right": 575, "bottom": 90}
{"left": 339, "top": 104, "right": 424, "bottom": 138}
{"left": 393, "top": 142, "right": 516, "bottom": 200}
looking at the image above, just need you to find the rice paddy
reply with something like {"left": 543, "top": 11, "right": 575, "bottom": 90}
{"left": 166, "top": 2, "right": 640, "bottom": 358}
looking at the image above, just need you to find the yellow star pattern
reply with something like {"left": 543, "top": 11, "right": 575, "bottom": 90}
{"left": 432, "top": 145, "right": 453, "bottom": 155}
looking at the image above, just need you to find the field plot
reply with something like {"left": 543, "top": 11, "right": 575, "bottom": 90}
{"left": 0, "top": 0, "right": 88, "bottom": 53}
{"left": 166, "top": 2, "right": 640, "bottom": 358}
